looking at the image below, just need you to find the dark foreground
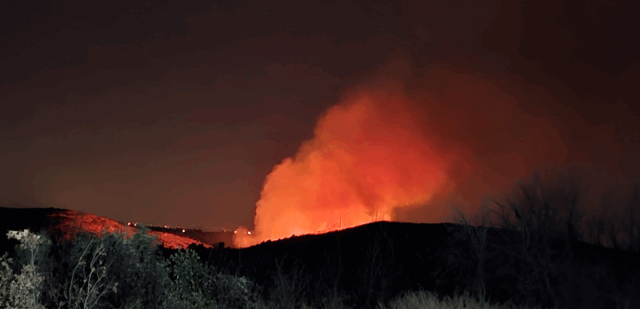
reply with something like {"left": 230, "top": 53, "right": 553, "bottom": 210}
{"left": 2, "top": 206, "right": 639, "bottom": 309}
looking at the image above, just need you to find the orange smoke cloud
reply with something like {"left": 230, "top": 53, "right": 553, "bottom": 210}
{"left": 232, "top": 49, "right": 639, "bottom": 248}
{"left": 234, "top": 83, "right": 458, "bottom": 247}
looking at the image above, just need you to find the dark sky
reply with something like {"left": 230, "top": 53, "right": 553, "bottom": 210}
{"left": 1, "top": 0, "right": 639, "bottom": 231}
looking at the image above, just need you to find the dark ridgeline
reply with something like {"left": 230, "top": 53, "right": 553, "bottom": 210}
{"left": 2, "top": 206, "right": 640, "bottom": 309}
{"left": 179, "top": 220, "right": 640, "bottom": 309}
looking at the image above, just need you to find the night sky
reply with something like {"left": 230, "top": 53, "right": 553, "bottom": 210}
{"left": 1, "top": 0, "right": 639, "bottom": 236}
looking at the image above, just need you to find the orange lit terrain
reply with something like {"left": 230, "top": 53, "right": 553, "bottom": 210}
{"left": 47, "top": 209, "right": 212, "bottom": 249}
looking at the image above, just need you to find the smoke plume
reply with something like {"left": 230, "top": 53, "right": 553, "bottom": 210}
{"left": 234, "top": 51, "right": 638, "bottom": 248}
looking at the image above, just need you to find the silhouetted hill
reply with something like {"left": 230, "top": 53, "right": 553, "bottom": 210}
{"left": 182, "top": 221, "right": 640, "bottom": 309}
{"left": 2, "top": 207, "right": 639, "bottom": 309}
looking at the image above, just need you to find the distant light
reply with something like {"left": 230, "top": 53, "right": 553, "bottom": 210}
{"left": 134, "top": 223, "right": 137, "bottom": 227}
{"left": 234, "top": 230, "right": 237, "bottom": 234}
{"left": 127, "top": 222, "right": 131, "bottom": 226}
{"left": 182, "top": 229, "right": 185, "bottom": 233}
{"left": 164, "top": 225, "right": 168, "bottom": 228}
{"left": 247, "top": 231, "right": 252, "bottom": 235}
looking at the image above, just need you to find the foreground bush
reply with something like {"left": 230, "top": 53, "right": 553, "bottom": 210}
{"left": 0, "top": 230, "right": 49, "bottom": 309}
{"left": 0, "top": 226, "right": 567, "bottom": 309}
{"left": 163, "top": 248, "right": 216, "bottom": 309}
{"left": 446, "top": 168, "right": 640, "bottom": 309}
{"left": 39, "top": 225, "right": 164, "bottom": 309}
{"left": 1, "top": 225, "right": 269, "bottom": 309}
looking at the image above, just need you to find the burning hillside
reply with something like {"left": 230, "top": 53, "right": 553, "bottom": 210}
{"left": 47, "top": 209, "right": 212, "bottom": 249}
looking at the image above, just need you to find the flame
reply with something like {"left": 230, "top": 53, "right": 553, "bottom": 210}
{"left": 234, "top": 84, "right": 457, "bottom": 247}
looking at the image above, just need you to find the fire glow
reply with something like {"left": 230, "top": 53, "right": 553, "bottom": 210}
{"left": 233, "top": 85, "right": 457, "bottom": 247}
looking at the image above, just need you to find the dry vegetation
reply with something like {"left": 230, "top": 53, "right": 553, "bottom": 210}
{"left": 0, "top": 223, "right": 545, "bottom": 309}
{"left": 446, "top": 168, "right": 640, "bottom": 309}
{"left": 1, "top": 168, "right": 638, "bottom": 309}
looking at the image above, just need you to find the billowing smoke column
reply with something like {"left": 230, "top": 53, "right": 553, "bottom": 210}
{"left": 234, "top": 82, "right": 458, "bottom": 247}
{"left": 233, "top": 50, "right": 638, "bottom": 248}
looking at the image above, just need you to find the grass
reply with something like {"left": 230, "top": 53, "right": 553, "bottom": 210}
{"left": 383, "top": 290, "right": 539, "bottom": 309}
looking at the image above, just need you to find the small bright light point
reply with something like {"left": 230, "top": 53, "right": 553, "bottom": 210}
{"left": 127, "top": 222, "right": 131, "bottom": 226}
{"left": 182, "top": 229, "right": 185, "bottom": 233}
{"left": 234, "top": 230, "right": 237, "bottom": 234}
{"left": 134, "top": 223, "right": 137, "bottom": 227}
{"left": 247, "top": 231, "right": 252, "bottom": 235}
{"left": 164, "top": 225, "right": 168, "bottom": 228}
